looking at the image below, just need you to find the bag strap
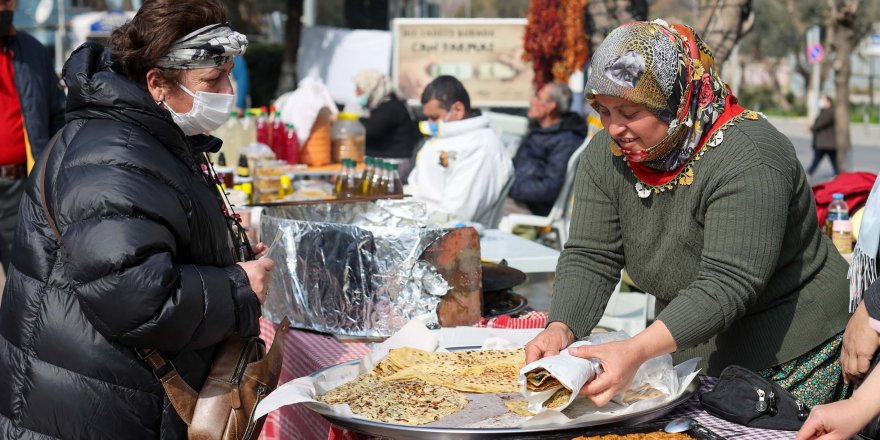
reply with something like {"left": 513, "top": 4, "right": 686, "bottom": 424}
{"left": 38, "top": 130, "right": 64, "bottom": 243}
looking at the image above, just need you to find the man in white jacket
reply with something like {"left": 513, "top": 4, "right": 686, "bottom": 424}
{"left": 407, "top": 75, "right": 514, "bottom": 226}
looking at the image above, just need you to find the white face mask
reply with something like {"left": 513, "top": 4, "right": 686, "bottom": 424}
{"left": 164, "top": 82, "right": 233, "bottom": 136}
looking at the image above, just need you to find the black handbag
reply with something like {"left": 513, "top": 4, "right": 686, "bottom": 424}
{"left": 700, "top": 365, "right": 810, "bottom": 431}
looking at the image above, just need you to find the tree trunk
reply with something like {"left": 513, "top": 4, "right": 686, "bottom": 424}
{"left": 276, "top": 0, "right": 304, "bottom": 97}
{"left": 586, "top": 0, "right": 647, "bottom": 51}
{"left": 831, "top": 3, "right": 856, "bottom": 172}
{"left": 696, "top": 0, "right": 754, "bottom": 63}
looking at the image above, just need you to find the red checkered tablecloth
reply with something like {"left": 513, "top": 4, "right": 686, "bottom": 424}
{"left": 257, "top": 318, "right": 370, "bottom": 440}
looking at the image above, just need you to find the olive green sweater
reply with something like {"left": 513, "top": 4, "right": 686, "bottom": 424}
{"left": 549, "top": 116, "right": 850, "bottom": 375}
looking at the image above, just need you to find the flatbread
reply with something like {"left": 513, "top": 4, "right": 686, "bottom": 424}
{"left": 381, "top": 349, "right": 524, "bottom": 393}
{"left": 504, "top": 387, "right": 570, "bottom": 417}
{"left": 621, "top": 384, "right": 665, "bottom": 404}
{"left": 525, "top": 368, "right": 563, "bottom": 391}
{"left": 317, "top": 373, "right": 382, "bottom": 404}
{"left": 342, "top": 379, "right": 468, "bottom": 425}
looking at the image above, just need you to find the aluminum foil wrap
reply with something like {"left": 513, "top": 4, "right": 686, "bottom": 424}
{"left": 261, "top": 199, "right": 468, "bottom": 337}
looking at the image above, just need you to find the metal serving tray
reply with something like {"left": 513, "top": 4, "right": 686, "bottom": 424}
{"left": 304, "top": 352, "right": 697, "bottom": 440}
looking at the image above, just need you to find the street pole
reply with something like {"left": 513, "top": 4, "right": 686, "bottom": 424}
{"left": 806, "top": 25, "right": 821, "bottom": 123}
{"left": 55, "top": 0, "right": 65, "bottom": 75}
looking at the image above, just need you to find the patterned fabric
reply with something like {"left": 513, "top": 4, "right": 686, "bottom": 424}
{"left": 585, "top": 19, "right": 730, "bottom": 172}
{"left": 476, "top": 310, "right": 548, "bottom": 329}
{"left": 156, "top": 23, "right": 248, "bottom": 70}
{"left": 353, "top": 69, "right": 392, "bottom": 110}
{"left": 757, "top": 333, "right": 851, "bottom": 407}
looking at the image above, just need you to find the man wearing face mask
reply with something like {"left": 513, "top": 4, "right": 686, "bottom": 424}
{"left": 0, "top": 0, "right": 275, "bottom": 437}
{"left": 407, "top": 75, "right": 514, "bottom": 226}
{"left": 0, "top": 0, "right": 65, "bottom": 275}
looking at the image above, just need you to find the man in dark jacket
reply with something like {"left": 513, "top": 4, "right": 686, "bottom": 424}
{"left": 0, "top": 1, "right": 65, "bottom": 272}
{"left": 508, "top": 82, "right": 587, "bottom": 216}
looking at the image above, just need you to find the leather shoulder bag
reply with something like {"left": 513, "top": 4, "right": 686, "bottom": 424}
{"left": 37, "top": 135, "right": 290, "bottom": 440}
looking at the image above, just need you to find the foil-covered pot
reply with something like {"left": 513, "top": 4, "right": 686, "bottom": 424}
{"left": 261, "top": 199, "right": 481, "bottom": 337}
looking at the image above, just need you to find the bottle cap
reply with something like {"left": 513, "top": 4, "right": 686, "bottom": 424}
{"left": 280, "top": 174, "right": 292, "bottom": 186}
{"left": 338, "top": 112, "right": 360, "bottom": 121}
{"left": 833, "top": 193, "right": 845, "bottom": 200}
{"left": 217, "top": 151, "right": 227, "bottom": 167}
{"left": 833, "top": 220, "right": 852, "bottom": 232}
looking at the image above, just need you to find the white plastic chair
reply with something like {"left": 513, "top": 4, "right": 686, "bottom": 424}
{"left": 498, "top": 137, "right": 590, "bottom": 249}
{"left": 481, "top": 174, "right": 516, "bottom": 229}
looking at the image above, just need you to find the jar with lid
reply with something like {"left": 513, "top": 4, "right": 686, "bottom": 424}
{"left": 331, "top": 112, "right": 366, "bottom": 164}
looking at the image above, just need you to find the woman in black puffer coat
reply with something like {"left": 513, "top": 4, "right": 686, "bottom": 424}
{"left": 0, "top": 1, "right": 274, "bottom": 438}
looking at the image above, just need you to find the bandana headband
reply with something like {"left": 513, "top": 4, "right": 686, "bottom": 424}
{"left": 156, "top": 23, "right": 248, "bottom": 70}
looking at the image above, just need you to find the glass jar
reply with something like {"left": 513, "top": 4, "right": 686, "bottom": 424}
{"left": 331, "top": 112, "right": 366, "bottom": 164}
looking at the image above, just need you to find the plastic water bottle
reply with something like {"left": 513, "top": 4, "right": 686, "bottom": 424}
{"left": 283, "top": 124, "right": 299, "bottom": 165}
{"left": 255, "top": 107, "right": 270, "bottom": 146}
{"left": 825, "top": 193, "right": 849, "bottom": 237}
{"left": 271, "top": 110, "right": 285, "bottom": 159}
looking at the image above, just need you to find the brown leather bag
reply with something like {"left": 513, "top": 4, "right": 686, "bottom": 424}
{"left": 139, "top": 320, "right": 290, "bottom": 440}
{"left": 37, "top": 132, "right": 290, "bottom": 440}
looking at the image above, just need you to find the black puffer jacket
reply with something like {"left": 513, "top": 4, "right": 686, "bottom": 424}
{"left": 0, "top": 43, "right": 261, "bottom": 439}
{"left": 509, "top": 112, "right": 588, "bottom": 216}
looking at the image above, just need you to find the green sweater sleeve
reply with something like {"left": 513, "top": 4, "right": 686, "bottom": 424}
{"left": 548, "top": 145, "right": 626, "bottom": 337}
{"left": 657, "top": 164, "right": 791, "bottom": 349}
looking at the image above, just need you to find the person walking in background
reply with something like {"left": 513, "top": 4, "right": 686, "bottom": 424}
{"left": 354, "top": 69, "right": 420, "bottom": 181}
{"left": 407, "top": 75, "right": 513, "bottom": 225}
{"left": 808, "top": 95, "right": 838, "bottom": 177}
{"left": 0, "top": 0, "right": 274, "bottom": 437}
{"left": 0, "top": 0, "right": 65, "bottom": 273}
{"left": 507, "top": 81, "right": 587, "bottom": 216}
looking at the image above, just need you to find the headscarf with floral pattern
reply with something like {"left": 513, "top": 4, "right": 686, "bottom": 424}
{"left": 586, "top": 19, "right": 730, "bottom": 172}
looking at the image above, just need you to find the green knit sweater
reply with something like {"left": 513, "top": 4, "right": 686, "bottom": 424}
{"left": 549, "top": 115, "right": 850, "bottom": 375}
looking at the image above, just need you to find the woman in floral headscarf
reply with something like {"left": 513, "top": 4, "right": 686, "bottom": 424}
{"left": 525, "top": 20, "right": 852, "bottom": 407}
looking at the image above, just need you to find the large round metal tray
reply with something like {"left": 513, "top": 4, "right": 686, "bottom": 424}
{"left": 305, "top": 350, "right": 697, "bottom": 439}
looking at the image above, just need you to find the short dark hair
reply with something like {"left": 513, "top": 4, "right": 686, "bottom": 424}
{"left": 110, "top": 0, "right": 228, "bottom": 87}
{"left": 420, "top": 75, "right": 471, "bottom": 113}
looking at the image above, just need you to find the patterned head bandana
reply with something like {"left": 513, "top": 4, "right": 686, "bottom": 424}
{"left": 156, "top": 23, "right": 248, "bottom": 70}
{"left": 586, "top": 19, "right": 730, "bottom": 171}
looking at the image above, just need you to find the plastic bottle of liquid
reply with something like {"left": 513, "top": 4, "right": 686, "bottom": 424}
{"left": 387, "top": 163, "right": 403, "bottom": 196}
{"left": 831, "top": 220, "right": 853, "bottom": 254}
{"left": 255, "top": 107, "right": 270, "bottom": 146}
{"left": 369, "top": 159, "right": 385, "bottom": 197}
{"left": 284, "top": 124, "right": 300, "bottom": 165}
{"left": 825, "top": 193, "right": 849, "bottom": 236}
{"left": 239, "top": 110, "right": 257, "bottom": 147}
{"left": 214, "top": 152, "right": 235, "bottom": 189}
{"left": 220, "top": 112, "right": 241, "bottom": 165}
{"left": 271, "top": 111, "right": 286, "bottom": 160}
{"left": 346, "top": 160, "right": 361, "bottom": 198}
{"left": 335, "top": 159, "right": 350, "bottom": 197}
{"left": 279, "top": 174, "right": 293, "bottom": 198}
{"left": 361, "top": 156, "right": 374, "bottom": 195}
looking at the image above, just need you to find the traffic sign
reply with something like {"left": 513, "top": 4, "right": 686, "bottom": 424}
{"left": 807, "top": 43, "right": 824, "bottom": 64}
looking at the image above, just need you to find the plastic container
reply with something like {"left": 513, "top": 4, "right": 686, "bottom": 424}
{"left": 331, "top": 112, "right": 366, "bottom": 164}
{"left": 256, "top": 107, "right": 270, "bottom": 146}
{"left": 282, "top": 123, "right": 300, "bottom": 165}
{"left": 825, "top": 193, "right": 849, "bottom": 236}
{"left": 271, "top": 111, "right": 286, "bottom": 160}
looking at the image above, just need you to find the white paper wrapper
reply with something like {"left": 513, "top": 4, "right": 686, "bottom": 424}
{"left": 519, "top": 340, "right": 603, "bottom": 414}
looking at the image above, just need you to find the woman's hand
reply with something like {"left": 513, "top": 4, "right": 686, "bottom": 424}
{"left": 252, "top": 242, "right": 269, "bottom": 259}
{"left": 569, "top": 339, "right": 648, "bottom": 406}
{"left": 525, "top": 321, "right": 577, "bottom": 364}
{"left": 796, "top": 398, "right": 873, "bottom": 440}
{"left": 570, "top": 321, "right": 677, "bottom": 407}
{"left": 841, "top": 301, "right": 880, "bottom": 384}
{"left": 237, "top": 257, "right": 275, "bottom": 304}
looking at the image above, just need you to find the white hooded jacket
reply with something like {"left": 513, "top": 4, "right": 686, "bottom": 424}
{"left": 407, "top": 114, "right": 514, "bottom": 225}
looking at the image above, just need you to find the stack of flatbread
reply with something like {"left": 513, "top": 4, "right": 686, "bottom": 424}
{"left": 317, "top": 347, "right": 525, "bottom": 425}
